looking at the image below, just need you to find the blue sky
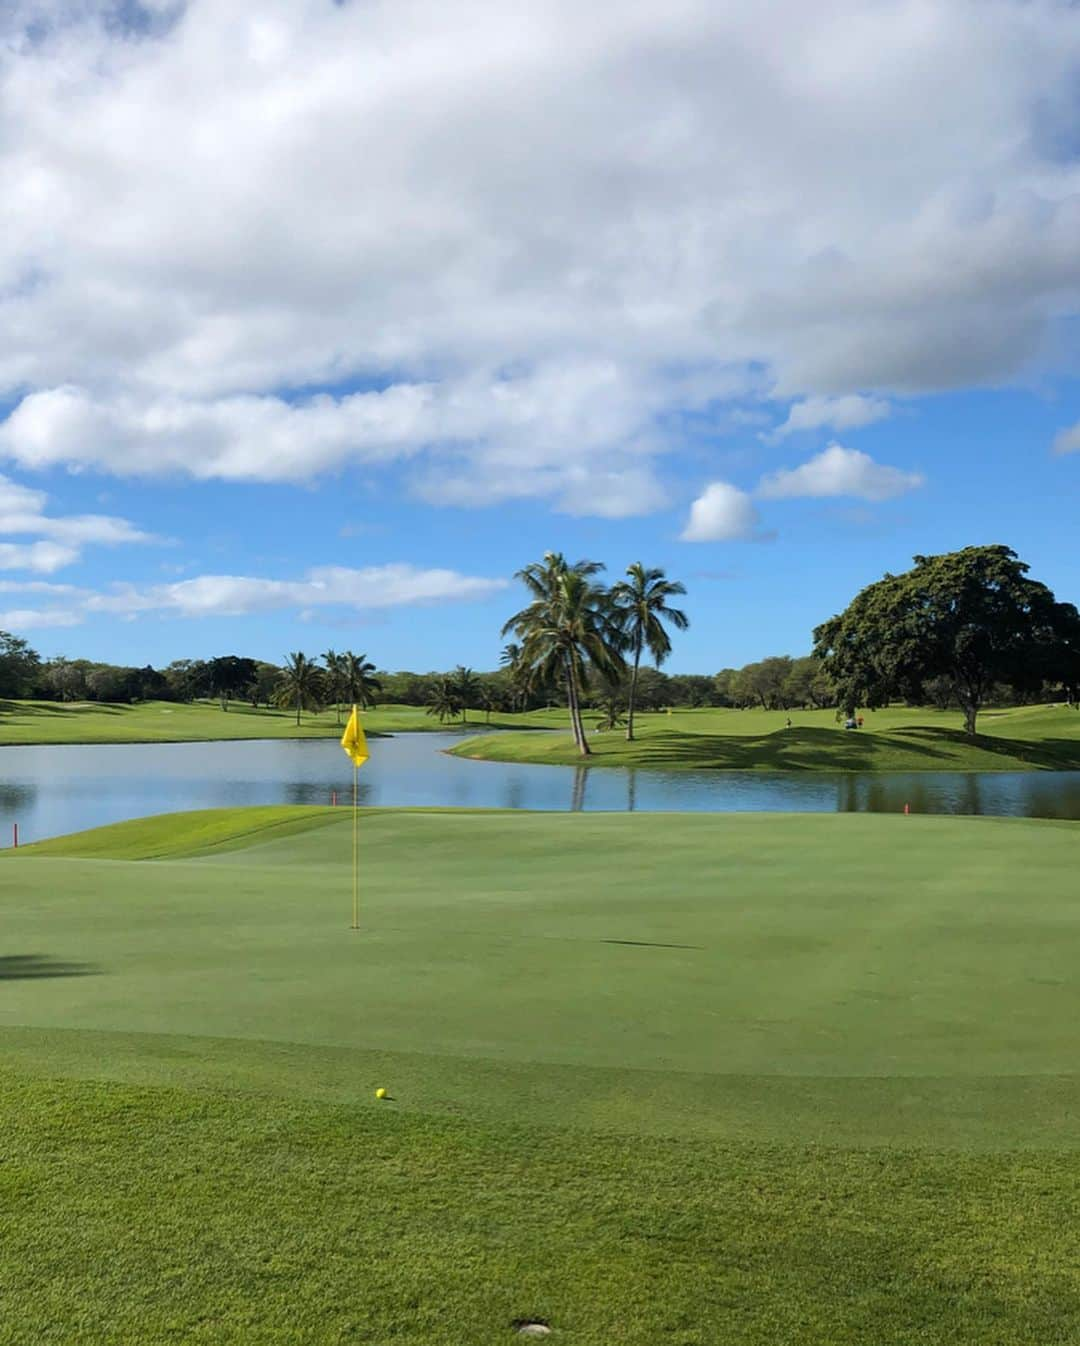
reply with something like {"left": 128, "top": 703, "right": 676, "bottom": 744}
{"left": 1, "top": 1, "right": 1078, "bottom": 674}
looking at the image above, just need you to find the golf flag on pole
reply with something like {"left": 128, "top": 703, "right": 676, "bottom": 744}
{"left": 341, "top": 706, "right": 367, "bottom": 931}
{"left": 340, "top": 705, "right": 369, "bottom": 767}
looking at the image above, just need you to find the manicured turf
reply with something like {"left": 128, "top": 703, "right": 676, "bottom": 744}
{"left": 3, "top": 807, "right": 1080, "bottom": 1342}
{"left": 5, "top": 697, "right": 1080, "bottom": 774}
{"left": 454, "top": 701, "right": 1080, "bottom": 772}
{"left": 0, "top": 698, "right": 546, "bottom": 745}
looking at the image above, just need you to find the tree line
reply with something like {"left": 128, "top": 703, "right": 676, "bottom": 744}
{"left": 2, "top": 543, "right": 1076, "bottom": 742}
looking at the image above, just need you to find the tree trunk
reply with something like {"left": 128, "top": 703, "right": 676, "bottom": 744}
{"left": 625, "top": 642, "right": 641, "bottom": 741}
{"left": 565, "top": 657, "right": 590, "bottom": 755}
{"left": 295, "top": 695, "right": 301, "bottom": 727}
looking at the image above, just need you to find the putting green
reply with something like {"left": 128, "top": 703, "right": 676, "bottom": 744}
{"left": 4, "top": 807, "right": 1080, "bottom": 1147}
{"left": 6, "top": 807, "right": 1080, "bottom": 1343}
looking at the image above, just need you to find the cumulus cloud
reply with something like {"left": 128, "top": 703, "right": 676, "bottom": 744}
{"left": 0, "top": 541, "right": 79, "bottom": 573}
{"left": 0, "top": 1, "right": 1076, "bottom": 508}
{"left": 0, "top": 366, "right": 677, "bottom": 513}
{"left": 0, "top": 471, "right": 153, "bottom": 571}
{"left": 681, "top": 482, "right": 768, "bottom": 543}
{"left": 53, "top": 563, "right": 508, "bottom": 623}
{"left": 1052, "top": 421, "right": 1080, "bottom": 455}
{"left": 756, "top": 444, "right": 924, "bottom": 502}
{"left": 763, "top": 395, "right": 892, "bottom": 442}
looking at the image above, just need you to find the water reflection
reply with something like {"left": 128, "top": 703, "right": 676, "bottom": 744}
{"left": 0, "top": 782, "right": 36, "bottom": 812}
{"left": 0, "top": 734, "right": 1077, "bottom": 846}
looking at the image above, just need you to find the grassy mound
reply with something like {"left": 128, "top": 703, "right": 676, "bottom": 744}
{"left": 4, "top": 807, "right": 1080, "bottom": 1342}
{"left": 453, "top": 702, "right": 1080, "bottom": 772}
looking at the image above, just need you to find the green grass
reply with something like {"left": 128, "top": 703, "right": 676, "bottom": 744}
{"left": 453, "top": 702, "right": 1080, "bottom": 772}
{"left": 0, "top": 698, "right": 554, "bottom": 745}
{"left": 5, "top": 697, "right": 1079, "bottom": 774}
{"left": 3, "top": 807, "right": 1080, "bottom": 1341}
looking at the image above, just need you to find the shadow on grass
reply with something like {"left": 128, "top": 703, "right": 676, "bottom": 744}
{"left": 0, "top": 700, "right": 127, "bottom": 717}
{"left": 592, "top": 726, "right": 1080, "bottom": 772}
{"left": 0, "top": 954, "right": 100, "bottom": 980}
{"left": 890, "top": 726, "right": 1080, "bottom": 770}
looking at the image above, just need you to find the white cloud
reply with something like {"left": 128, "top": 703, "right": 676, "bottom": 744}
{"left": 0, "top": 2, "right": 1076, "bottom": 509}
{"left": 0, "top": 471, "right": 153, "bottom": 571}
{"left": 0, "top": 606, "right": 83, "bottom": 629}
{"left": 0, "top": 561, "right": 507, "bottom": 629}
{"left": 0, "top": 367, "right": 677, "bottom": 512}
{"left": 756, "top": 444, "right": 924, "bottom": 502}
{"left": 764, "top": 395, "right": 891, "bottom": 442}
{"left": 0, "top": 541, "right": 80, "bottom": 573}
{"left": 681, "top": 482, "right": 766, "bottom": 543}
{"left": 1052, "top": 421, "right": 1080, "bottom": 455}
{"left": 0, "top": 580, "right": 83, "bottom": 595}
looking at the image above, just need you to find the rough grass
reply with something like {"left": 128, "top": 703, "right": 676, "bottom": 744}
{"left": 4, "top": 807, "right": 1080, "bottom": 1343}
{"left": 453, "top": 702, "right": 1080, "bottom": 772}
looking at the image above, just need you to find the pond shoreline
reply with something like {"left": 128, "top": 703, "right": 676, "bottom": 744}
{"left": 2, "top": 733, "right": 1080, "bottom": 847}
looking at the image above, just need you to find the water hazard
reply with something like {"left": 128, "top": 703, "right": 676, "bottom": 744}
{"left": 1, "top": 732, "right": 1078, "bottom": 846}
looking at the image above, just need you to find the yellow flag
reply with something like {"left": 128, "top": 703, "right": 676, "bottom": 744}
{"left": 340, "top": 705, "right": 369, "bottom": 768}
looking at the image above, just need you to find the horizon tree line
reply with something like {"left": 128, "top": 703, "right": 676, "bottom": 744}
{"left": 3, "top": 545, "right": 1077, "bottom": 734}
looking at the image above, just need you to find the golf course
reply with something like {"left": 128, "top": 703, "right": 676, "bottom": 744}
{"left": 2, "top": 698, "right": 1080, "bottom": 774}
{"left": 4, "top": 805, "right": 1080, "bottom": 1343}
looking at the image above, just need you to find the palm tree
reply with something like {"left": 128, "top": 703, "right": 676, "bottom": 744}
{"left": 274, "top": 652, "right": 324, "bottom": 727}
{"left": 426, "top": 676, "right": 462, "bottom": 724}
{"left": 454, "top": 666, "right": 480, "bottom": 723}
{"left": 501, "top": 552, "right": 624, "bottom": 756}
{"left": 610, "top": 563, "right": 689, "bottom": 741}
{"left": 341, "top": 651, "right": 382, "bottom": 709}
{"left": 322, "top": 650, "right": 345, "bottom": 724}
{"left": 500, "top": 642, "right": 530, "bottom": 712}
{"left": 594, "top": 691, "right": 626, "bottom": 732}
{"left": 478, "top": 682, "right": 499, "bottom": 724}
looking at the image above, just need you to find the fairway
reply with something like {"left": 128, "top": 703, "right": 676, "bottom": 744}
{"left": 4, "top": 808, "right": 1080, "bottom": 1343}
{"left": 4, "top": 697, "right": 1080, "bottom": 775}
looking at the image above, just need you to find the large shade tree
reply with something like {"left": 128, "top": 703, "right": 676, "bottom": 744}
{"left": 502, "top": 552, "right": 623, "bottom": 756}
{"left": 0, "top": 631, "right": 41, "bottom": 701}
{"left": 812, "top": 545, "right": 1080, "bottom": 736}
{"left": 610, "top": 564, "right": 689, "bottom": 741}
{"left": 208, "top": 655, "right": 258, "bottom": 712}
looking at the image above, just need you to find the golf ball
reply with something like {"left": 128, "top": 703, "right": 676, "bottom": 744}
{"left": 375, "top": 1087, "right": 387, "bottom": 1099}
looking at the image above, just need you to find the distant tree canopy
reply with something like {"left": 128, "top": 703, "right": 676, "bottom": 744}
{"left": 5, "top": 543, "right": 1077, "bottom": 730}
{"left": 812, "top": 545, "right": 1080, "bottom": 735}
{"left": 0, "top": 632, "right": 40, "bottom": 699}
{"left": 207, "top": 655, "right": 258, "bottom": 710}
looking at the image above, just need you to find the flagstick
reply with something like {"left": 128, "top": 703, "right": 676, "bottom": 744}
{"left": 351, "top": 762, "right": 359, "bottom": 930}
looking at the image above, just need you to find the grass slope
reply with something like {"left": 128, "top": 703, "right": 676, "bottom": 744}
{"left": 4, "top": 697, "right": 1079, "bottom": 773}
{"left": 0, "top": 698, "right": 552, "bottom": 745}
{"left": 454, "top": 702, "right": 1080, "bottom": 772}
{"left": 4, "top": 807, "right": 1080, "bottom": 1342}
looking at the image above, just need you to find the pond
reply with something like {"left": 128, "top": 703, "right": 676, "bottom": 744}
{"left": 1, "top": 732, "right": 1079, "bottom": 846}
